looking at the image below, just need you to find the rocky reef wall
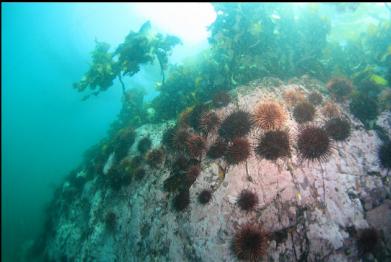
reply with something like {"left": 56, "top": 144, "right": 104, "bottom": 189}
{"left": 42, "top": 76, "right": 391, "bottom": 262}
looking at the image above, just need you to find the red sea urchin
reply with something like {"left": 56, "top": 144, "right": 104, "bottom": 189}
{"left": 255, "top": 130, "right": 291, "bottom": 161}
{"left": 233, "top": 223, "right": 269, "bottom": 261}
{"left": 237, "top": 189, "right": 259, "bottom": 211}
{"left": 297, "top": 126, "right": 332, "bottom": 163}
{"left": 253, "top": 100, "right": 287, "bottom": 130}
{"left": 218, "top": 110, "right": 253, "bottom": 141}
{"left": 224, "top": 138, "right": 251, "bottom": 165}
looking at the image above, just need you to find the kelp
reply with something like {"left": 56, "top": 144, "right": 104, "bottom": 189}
{"left": 74, "top": 3, "right": 391, "bottom": 130}
{"left": 74, "top": 21, "right": 181, "bottom": 98}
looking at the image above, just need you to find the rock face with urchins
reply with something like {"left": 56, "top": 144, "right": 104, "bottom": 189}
{"left": 42, "top": 76, "right": 391, "bottom": 262}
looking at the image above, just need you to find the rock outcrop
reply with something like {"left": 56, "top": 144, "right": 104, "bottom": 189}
{"left": 42, "top": 76, "right": 391, "bottom": 261}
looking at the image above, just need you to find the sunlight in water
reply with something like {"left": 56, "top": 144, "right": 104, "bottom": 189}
{"left": 133, "top": 3, "right": 217, "bottom": 44}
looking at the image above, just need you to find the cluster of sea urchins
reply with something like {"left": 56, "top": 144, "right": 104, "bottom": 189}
{"left": 88, "top": 75, "right": 382, "bottom": 262}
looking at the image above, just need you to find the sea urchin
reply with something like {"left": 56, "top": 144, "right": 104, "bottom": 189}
{"left": 173, "top": 190, "right": 190, "bottom": 212}
{"left": 307, "top": 91, "right": 323, "bottom": 106}
{"left": 207, "top": 139, "right": 228, "bottom": 159}
{"left": 326, "top": 77, "right": 353, "bottom": 102}
{"left": 237, "top": 189, "right": 259, "bottom": 211}
{"left": 219, "top": 110, "right": 253, "bottom": 141}
{"left": 293, "top": 101, "right": 315, "bottom": 124}
{"left": 297, "top": 126, "right": 332, "bottom": 163}
{"left": 199, "top": 111, "right": 220, "bottom": 136}
{"left": 255, "top": 130, "right": 291, "bottom": 161}
{"left": 198, "top": 189, "right": 212, "bottom": 205}
{"left": 324, "top": 117, "right": 351, "bottom": 142}
{"left": 146, "top": 148, "right": 165, "bottom": 168}
{"left": 378, "top": 141, "right": 391, "bottom": 170}
{"left": 253, "top": 100, "right": 287, "bottom": 131}
{"left": 186, "top": 134, "right": 206, "bottom": 158}
{"left": 357, "top": 228, "right": 380, "bottom": 255}
{"left": 224, "top": 138, "right": 251, "bottom": 165}
{"left": 233, "top": 223, "right": 269, "bottom": 261}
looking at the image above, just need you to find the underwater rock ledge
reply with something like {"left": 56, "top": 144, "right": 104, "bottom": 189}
{"left": 41, "top": 76, "right": 390, "bottom": 262}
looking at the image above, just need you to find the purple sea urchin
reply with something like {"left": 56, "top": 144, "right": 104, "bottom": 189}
{"left": 224, "top": 138, "right": 251, "bottom": 165}
{"left": 219, "top": 110, "right": 253, "bottom": 141}
{"left": 134, "top": 167, "right": 146, "bottom": 180}
{"left": 357, "top": 228, "right": 379, "bottom": 255}
{"left": 186, "top": 165, "right": 201, "bottom": 186}
{"left": 172, "top": 129, "right": 191, "bottom": 152}
{"left": 162, "top": 126, "right": 176, "bottom": 149}
{"left": 326, "top": 77, "right": 354, "bottom": 102}
{"left": 237, "top": 189, "right": 258, "bottom": 211}
{"left": 212, "top": 91, "right": 231, "bottom": 108}
{"left": 297, "top": 126, "right": 331, "bottom": 163}
{"left": 198, "top": 189, "right": 212, "bottom": 205}
{"left": 173, "top": 190, "right": 190, "bottom": 211}
{"left": 172, "top": 155, "right": 190, "bottom": 172}
{"left": 321, "top": 101, "right": 340, "bottom": 119}
{"left": 293, "top": 101, "right": 315, "bottom": 124}
{"left": 255, "top": 130, "right": 291, "bottom": 161}
{"left": 186, "top": 134, "right": 206, "bottom": 158}
{"left": 137, "top": 136, "right": 152, "bottom": 154}
{"left": 233, "top": 223, "right": 269, "bottom": 261}
{"left": 379, "top": 142, "right": 391, "bottom": 170}
{"left": 207, "top": 139, "right": 228, "bottom": 159}
{"left": 146, "top": 148, "right": 165, "bottom": 168}
{"left": 283, "top": 88, "right": 306, "bottom": 107}
{"left": 188, "top": 104, "right": 208, "bottom": 132}
{"left": 307, "top": 91, "right": 323, "bottom": 106}
{"left": 199, "top": 111, "right": 220, "bottom": 136}
{"left": 324, "top": 117, "right": 351, "bottom": 142}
